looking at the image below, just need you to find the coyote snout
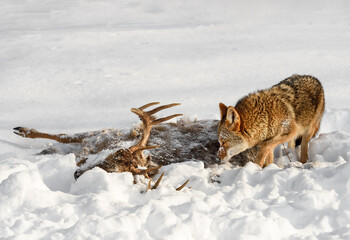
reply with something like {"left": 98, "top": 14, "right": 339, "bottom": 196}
{"left": 218, "top": 75, "right": 325, "bottom": 167}
{"left": 218, "top": 143, "right": 249, "bottom": 162}
{"left": 217, "top": 114, "right": 250, "bottom": 162}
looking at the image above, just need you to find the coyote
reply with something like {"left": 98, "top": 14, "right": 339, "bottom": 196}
{"left": 218, "top": 74, "right": 325, "bottom": 167}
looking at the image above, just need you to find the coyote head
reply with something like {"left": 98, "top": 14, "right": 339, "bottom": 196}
{"left": 217, "top": 103, "right": 249, "bottom": 162}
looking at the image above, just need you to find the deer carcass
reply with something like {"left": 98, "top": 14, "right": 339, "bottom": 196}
{"left": 14, "top": 102, "right": 258, "bottom": 189}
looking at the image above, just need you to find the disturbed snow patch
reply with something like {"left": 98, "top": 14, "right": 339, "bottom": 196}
{"left": 1, "top": 131, "right": 350, "bottom": 239}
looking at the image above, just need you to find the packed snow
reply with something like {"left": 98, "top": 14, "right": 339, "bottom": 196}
{"left": 1, "top": 0, "right": 350, "bottom": 239}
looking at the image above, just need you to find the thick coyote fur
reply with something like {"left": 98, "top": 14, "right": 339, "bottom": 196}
{"left": 218, "top": 74, "right": 325, "bottom": 167}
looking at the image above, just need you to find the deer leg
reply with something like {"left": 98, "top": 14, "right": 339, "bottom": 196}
{"left": 13, "top": 127, "right": 84, "bottom": 143}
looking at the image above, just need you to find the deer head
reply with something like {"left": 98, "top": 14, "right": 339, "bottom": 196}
{"left": 74, "top": 102, "right": 183, "bottom": 181}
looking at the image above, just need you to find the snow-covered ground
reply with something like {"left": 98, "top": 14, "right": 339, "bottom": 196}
{"left": 1, "top": 0, "right": 350, "bottom": 239}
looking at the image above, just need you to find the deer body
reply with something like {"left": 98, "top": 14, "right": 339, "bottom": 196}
{"left": 14, "top": 118, "right": 257, "bottom": 179}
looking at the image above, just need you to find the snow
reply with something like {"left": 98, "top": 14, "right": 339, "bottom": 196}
{"left": 1, "top": 0, "right": 350, "bottom": 239}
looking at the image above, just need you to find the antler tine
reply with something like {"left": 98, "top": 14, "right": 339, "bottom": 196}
{"left": 152, "top": 114, "right": 183, "bottom": 125}
{"left": 131, "top": 103, "right": 181, "bottom": 120}
{"left": 131, "top": 145, "right": 160, "bottom": 153}
{"left": 152, "top": 172, "right": 164, "bottom": 190}
{"left": 138, "top": 102, "right": 160, "bottom": 110}
{"left": 176, "top": 179, "right": 190, "bottom": 191}
{"left": 145, "top": 172, "right": 165, "bottom": 193}
{"left": 147, "top": 103, "right": 181, "bottom": 116}
{"left": 130, "top": 108, "right": 144, "bottom": 118}
{"left": 146, "top": 180, "right": 152, "bottom": 193}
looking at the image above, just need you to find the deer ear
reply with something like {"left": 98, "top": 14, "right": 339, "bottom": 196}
{"left": 226, "top": 106, "right": 240, "bottom": 129}
{"left": 219, "top": 103, "right": 228, "bottom": 119}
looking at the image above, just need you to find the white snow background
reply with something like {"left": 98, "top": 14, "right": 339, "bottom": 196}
{"left": 1, "top": 0, "right": 350, "bottom": 239}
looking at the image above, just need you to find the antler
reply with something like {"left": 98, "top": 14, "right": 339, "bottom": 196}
{"left": 73, "top": 102, "right": 187, "bottom": 191}
{"left": 129, "top": 102, "right": 182, "bottom": 166}
{"left": 145, "top": 172, "right": 189, "bottom": 192}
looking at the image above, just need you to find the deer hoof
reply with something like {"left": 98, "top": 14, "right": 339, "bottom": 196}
{"left": 13, "top": 127, "right": 26, "bottom": 137}
{"left": 13, "top": 127, "right": 35, "bottom": 138}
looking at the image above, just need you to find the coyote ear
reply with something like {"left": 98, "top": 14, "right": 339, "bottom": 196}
{"left": 219, "top": 103, "right": 228, "bottom": 119}
{"left": 226, "top": 106, "right": 240, "bottom": 129}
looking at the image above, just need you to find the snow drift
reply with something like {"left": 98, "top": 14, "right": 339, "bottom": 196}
{"left": 1, "top": 0, "right": 350, "bottom": 239}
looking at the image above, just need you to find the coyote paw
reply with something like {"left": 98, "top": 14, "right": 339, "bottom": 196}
{"left": 13, "top": 127, "right": 36, "bottom": 138}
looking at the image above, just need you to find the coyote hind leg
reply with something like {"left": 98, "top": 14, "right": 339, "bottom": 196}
{"left": 299, "top": 118, "right": 322, "bottom": 164}
{"left": 13, "top": 127, "right": 84, "bottom": 144}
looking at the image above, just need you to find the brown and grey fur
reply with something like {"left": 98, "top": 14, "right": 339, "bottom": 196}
{"left": 14, "top": 119, "right": 258, "bottom": 177}
{"left": 218, "top": 74, "right": 325, "bottom": 167}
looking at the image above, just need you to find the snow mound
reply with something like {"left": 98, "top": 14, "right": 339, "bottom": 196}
{"left": 1, "top": 131, "right": 350, "bottom": 239}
